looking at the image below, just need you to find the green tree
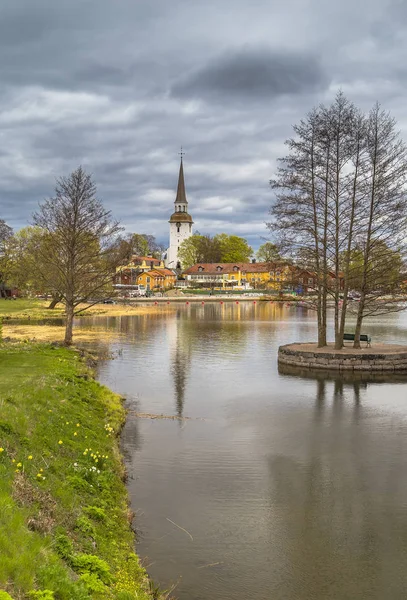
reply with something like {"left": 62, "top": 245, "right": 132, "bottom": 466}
{"left": 0, "top": 219, "right": 13, "bottom": 297}
{"left": 116, "top": 233, "right": 163, "bottom": 261}
{"left": 215, "top": 234, "right": 253, "bottom": 262}
{"left": 256, "top": 242, "right": 281, "bottom": 263}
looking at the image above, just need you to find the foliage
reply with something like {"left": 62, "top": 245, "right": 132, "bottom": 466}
{"left": 28, "top": 590, "right": 55, "bottom": 599}
{"left": 0, "top": 219, "right": 13, "bottom": 295}
{"left": 0, "top": 592, "right": 13, "bottom": 600}
{"left": 215, "top": 233, "right": 253, "bottom": 263}
{"left": 256, "top": 242, "right": 281, "bottom": 263}
{"left": 178, "top": 233, "right": 252, "bottom": 268}
{"left": 0, "top": 344, "right": 153, "bottom": 599}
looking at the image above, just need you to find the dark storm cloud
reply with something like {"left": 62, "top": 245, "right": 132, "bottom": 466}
{"left": 0, "top": 0, "right": 406, "bottom": 249}
{"left": 171, "top": 48, "right": 327, "bottom": 102}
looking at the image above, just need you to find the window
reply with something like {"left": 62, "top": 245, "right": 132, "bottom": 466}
{"left": 233, "top": 266, "right": 239, "bottom": 272}
{"left": 216, "top": 266, "right": 222, "bottom": 272}
{"left": 198, "top": 266, "right": 204, "bottom": 272}
{"left": 147, "top": 277, "right": 150, "bottom": 283}
{"left": 230, "top": 275, "right": 235, "bottom": 280}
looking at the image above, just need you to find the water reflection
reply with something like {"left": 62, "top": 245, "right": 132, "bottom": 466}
{"left": 91, "top": 304, "right": 407, "bottom": 600}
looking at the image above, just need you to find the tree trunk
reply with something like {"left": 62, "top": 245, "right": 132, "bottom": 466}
{"left": 64, "top": 304, "right": 74, "bottom": 346}
{"left": 353, "top": 296, "right": 364, "bottom": 349}
{"left": 47, "top": 294, "right": 61, "bottom": 309}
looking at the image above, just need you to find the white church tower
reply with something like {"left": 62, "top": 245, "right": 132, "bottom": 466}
{"left": 165, "top": 156, "right": 193, "bottom": 269}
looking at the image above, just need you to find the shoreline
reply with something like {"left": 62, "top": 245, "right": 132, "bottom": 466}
{"left": 0, "top": 341, "right": 163, "bottom": 599}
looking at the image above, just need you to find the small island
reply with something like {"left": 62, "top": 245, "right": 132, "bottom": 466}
{"left": 278, "top": 342, "right": 407, "bottom": 371}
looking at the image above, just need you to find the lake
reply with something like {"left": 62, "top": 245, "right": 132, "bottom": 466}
{"left": 86, "top": 302, "right": 407, "bottom": 600}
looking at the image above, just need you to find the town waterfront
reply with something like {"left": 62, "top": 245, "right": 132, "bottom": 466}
{"left": 86, "top": 303, "right": 407, "bottom": 600}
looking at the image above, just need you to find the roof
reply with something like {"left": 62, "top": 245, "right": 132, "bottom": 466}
{"left": 169, "top": 211, "right": 193, "bottom": 223}
{"left": 139, "top": 268, "right": 176, "bottom": 277}
{"left": 131, "top": 256, "right": 161, "bottom": 264}
{"left": 175, "top": 158, "right": 187, "bottom": 205}
{"left": 183, "top": 262, "right": 289, "bottom": 275}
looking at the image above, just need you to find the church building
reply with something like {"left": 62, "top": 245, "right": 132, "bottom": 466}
{"left": 165, "top": 157, "right": 193, "bottom": 269}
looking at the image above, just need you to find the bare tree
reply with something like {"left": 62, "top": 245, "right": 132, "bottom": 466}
{"left": 32, "top": 167, "right": 123, "bottom": 345}
{"left": 269, "top": 93, "right": 407, "bottom": 349}
{"left": 352, "top": 105, "right": 407, "bottom": 347}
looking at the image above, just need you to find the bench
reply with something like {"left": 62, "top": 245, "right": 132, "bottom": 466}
{"left": 343, "top": 333, "right": 371, "bottom": 347}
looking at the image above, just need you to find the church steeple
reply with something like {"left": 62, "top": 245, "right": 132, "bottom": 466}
{"left": 165, "top": 152, "right": 194, "bottom": 269}
{"left": 175, "top": 158, "right": 187, "bottom": 206}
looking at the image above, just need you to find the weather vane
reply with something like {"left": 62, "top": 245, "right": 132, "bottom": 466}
{"left": 179, "top": 146, "right": 185, "bottom": 159}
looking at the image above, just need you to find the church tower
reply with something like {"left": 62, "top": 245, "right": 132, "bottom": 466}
{"left": 165, "top": 156, "right": 193, "bottom": 269}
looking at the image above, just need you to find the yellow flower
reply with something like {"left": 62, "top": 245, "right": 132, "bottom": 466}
{"left": 36, "top": 473, "right": 42, "bottom": 478}
{"left": 15, "top": 469, "right": 20, "bottom": 473}
{"left": 65, "top": 422, "right": 69, "bottom": 425}
{"left": 74, "top": 432, "right": 77, "bottom": 436}
{"left": 11, "top": 459, "right": 15, "bottom": 463}
{"left": 76, "top": 423, "right": 80, "bottom": 427}
{"left": 40, "top": 468, "right": 43, "bottom": 472}
{"left": 0, "top": 448, "right": 4, "bottom": 453}
{"left": 48, "top": 410, "right": 52, "bottom": 413}
{"left": 17, "top": 462, "right": 22, "bottom": 467}
{"left": 58, "top": 440, "right": 63, "bottom": 445}
{"left": 28, "top": 455, "right": 33, "bottom": 460}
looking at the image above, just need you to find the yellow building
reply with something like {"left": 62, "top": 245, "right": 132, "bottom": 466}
{"left": 136, "top": 268, "right": 177, "bottom": 291}
{"left": 183, "top": 262, "right": 292, "bottom": 289}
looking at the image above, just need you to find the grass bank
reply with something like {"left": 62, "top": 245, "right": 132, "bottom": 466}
{"left": 0, "top": 343, "right": 157, "bottom": 600}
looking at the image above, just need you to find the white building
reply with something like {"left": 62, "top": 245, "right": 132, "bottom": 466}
{"left": 165, "top": 158, "right": 193, "bottom": 269}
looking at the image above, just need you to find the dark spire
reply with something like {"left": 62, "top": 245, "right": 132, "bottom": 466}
{"left": 175, "top": 153, "right": 187, "bottom": 205}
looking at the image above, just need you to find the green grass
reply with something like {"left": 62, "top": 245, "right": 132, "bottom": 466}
{"left": 0, "top": 299, "right": 64, "bottom": 320}
{"left": 0, "top": 343, "right": 154, "bottom": 600}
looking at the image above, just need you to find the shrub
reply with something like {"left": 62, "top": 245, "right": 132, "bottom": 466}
{"left": 78, "top": 573, "right": 106, "bottom": 594}
{"left": 83, "top": 505, "right": 107, "bottom": 523}
{"left": 0, "top": 591, "right": 13, "bottom": 600}
{"left": 55, "top": 534, "right": 73, "bottom": 561}
{"left": 28, "top": 591, "right": 54, "bottom": 599}
{"left": 75, "top": 516, "right": 95, "bottom": 537}
{"left": 71, "top": 554, "right": 111, "bottom": 584}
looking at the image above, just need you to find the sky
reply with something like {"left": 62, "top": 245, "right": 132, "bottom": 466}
{"left": 1, "top": 0, "right": 406, "bottom": 251}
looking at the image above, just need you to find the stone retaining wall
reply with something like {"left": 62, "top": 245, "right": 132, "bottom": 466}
{"left": 278, "top": 344, "right": 407, "bottom": 371}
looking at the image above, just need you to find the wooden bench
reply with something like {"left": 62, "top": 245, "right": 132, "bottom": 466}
{"left": 343, "top": 333, "right": 371, "bottom": 347}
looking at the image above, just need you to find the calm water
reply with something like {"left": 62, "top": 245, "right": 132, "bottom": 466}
{"left": 86, "top": 303, "right": 407, "bottom": 600}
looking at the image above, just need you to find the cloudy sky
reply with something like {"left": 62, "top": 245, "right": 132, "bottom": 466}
{"left": 1, "top": 0, "right": 406, "bottom": 250}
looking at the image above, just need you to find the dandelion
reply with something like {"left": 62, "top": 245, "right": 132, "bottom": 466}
{"left": 0, "top": 448, "right": 4, "bottom": 453}
{"left": 58, "top": 440, "right": 63, "bottom": 445}
{"left": 65, "top": 422, "right": 69, "bottom": 425}
{"left": 76, "top": 423, "right": 80, "bottom": 427}
{"left": 28, "top": 455, "right": 33, "bottom": 460}
{"left": 74, "top": 432, "right": 78, "bottom": 436}
{"left": 15, "top": 469, "right": 20, "bottom": 473}
{"left": 11, "top": 459, "right": 15, "bottom": 463}
{"left": 40, "top": 468, "right": 43, "bottom": 472}
{"left": 17, "top": 462, "right": 22, "bottom": 468}
{"left": 36, "top": 473, "right": 42, "bottom": 478}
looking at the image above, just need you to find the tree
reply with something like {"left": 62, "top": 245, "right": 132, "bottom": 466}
{"left": 352, "top": 106, "right": 407, "bottom": 347}
{"left": 32, "top": 166, "right": 123, "bottom": 345}
{"left": 256, "top": 242, "right": 281, "bottom": 263}
{"left": 116, "top": 233, "right": 163, "bottom": 261}
{"left": 0, "top": 220, "right": 13, "bottom": 297}
{"left": 178, "top": 235, "right": 202, "bottom": 268}
{"left": 269, "top": 93, "right": 407, "bottom": 349}
{"left": 215, "top": 234, "right": 253, "bottom": 263}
